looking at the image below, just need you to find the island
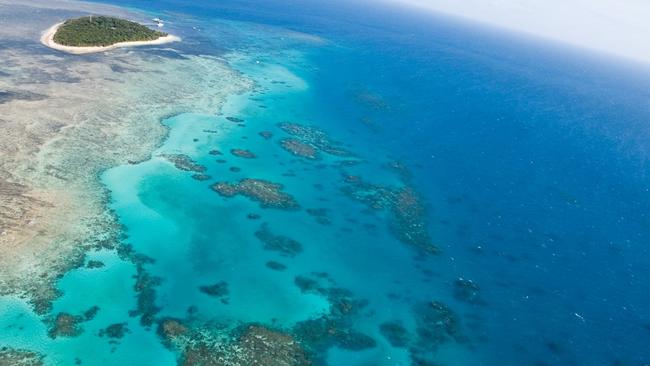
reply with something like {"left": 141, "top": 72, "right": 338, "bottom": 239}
{"left": 41, "top": 16, "right": 180, "bottom": 54}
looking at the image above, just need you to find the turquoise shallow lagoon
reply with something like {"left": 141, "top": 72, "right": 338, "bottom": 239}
{"left": 2, "top": 0, "right": 650, "bottom": 365}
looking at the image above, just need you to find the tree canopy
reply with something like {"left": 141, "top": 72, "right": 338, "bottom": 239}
{"left": 53, "top": 16, "right": 166, "bottom": 47}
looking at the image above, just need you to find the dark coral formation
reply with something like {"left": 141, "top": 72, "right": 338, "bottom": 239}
{"left": 83, "top": 306, "right": 100, "bottom": 321}
{"left": 86, "top": 260, "right": 105, "bottom": 269}
{"left": 341, "top": 177, "right": 438, "bottom": 254}
{"left": 379, "top": 321, "right": 409, "bottom": 348}
{"left": 414, "top": 301, "right": 464, "bottom": 348}
{"left": 389, "top": 187, "right": 438, "bottom": 255}
{"left": 265, "top": 261, "right": 287, "bottom": 271}
{"left": 279, "top": 138, "right": 320, "bottom": 160}
{"left": 157, "top": 319, "right": 310, "bottom": 366}
{"left": 259, "top": 131, "right": 273, "bottom": 140}
{"left": 120, "top": 250, "right": 161, "bottom": 327}
{"left": 306, "top": 208, "right": 331, "bottom": 226}
{"left": 160, "top": 154, "right": 206, "bottom": 173}
{"left": 211, "top": 179, "right": 299, "bottom": 210}
{"left": 230, "top": 149, "right": 256, "bottom": 159}
{"left": 199, "top": 281, "right": 230, "bottom": 304}
{"left": 157, "top": 318, "right": 188, "bottom": 348}
{"left": 115, "top": 244, "right": 161, "bottom": 328}
{"left": 131, "top": 267, "right": 162, "bottom": 327}
{"left": 229, "top": 167, "right": 241, "bottom": 173}
{"left": 99, "top": 323, "right": 129, "bottom": 339}
{"left": 255, "top": 224, "right": 302, "bottom": 257}
{"left": 232, "top": 325, "right": 311, "bottom": 365}
{"left": 0, "top": 347, "right": 43, "bottom": 366}
{"left": 292, "top": 273, "right": 375, "bottom": 358}
{"left": 226, "top": 117, "right": 244, "bottom": 123}
{"left": 453, "top": 278, "right": 482, "bottom": 304}
{"left": 209, "top": 149, "right": 222, "bottom": 156}
{"left": 192, "top": 173, "right": 212, "bottom": 181}
{"left": 278, "top": 122, "right": 352, "bottom": 157}
{"left": 48, "top": 312, "right": 84, "bottom": 338}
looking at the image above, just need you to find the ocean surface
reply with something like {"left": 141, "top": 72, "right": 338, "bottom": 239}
{"left": 2, "top": 0, "right": 650, "bottom": 365}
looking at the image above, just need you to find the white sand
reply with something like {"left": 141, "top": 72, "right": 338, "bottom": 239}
{"left": 390, "top": 0, "right": 650, "bottom": 65}
{"left": 40, "top": 22, "right": 181, "bottom": 55}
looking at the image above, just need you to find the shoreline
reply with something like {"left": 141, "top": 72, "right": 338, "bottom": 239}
{"left": 40, "top": 21, "right": 181, "bottom": 55}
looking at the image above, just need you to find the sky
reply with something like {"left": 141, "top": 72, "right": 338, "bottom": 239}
{"left": 389, "top": 0, "right": 650, "bottom": 65}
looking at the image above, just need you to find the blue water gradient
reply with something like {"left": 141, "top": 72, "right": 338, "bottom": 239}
{"left": 2, "top": 0, "right": 650, "bottom": 365}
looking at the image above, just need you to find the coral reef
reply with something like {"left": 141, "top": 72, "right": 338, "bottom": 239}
{"left": 255, "top": 224, "right": 303, "bottom": 257}
{"left": 0, "top": 347, "right": 43, "bottom": 366}
{"left": 259, "top": 131, "right": 273, "bottom": 140}
{"left": 192, "top": 173, "right": 212, "bottom": 181}
{"left": 277, "top": 122, "right": 352, "bottom": 157}
{"left": 86, "top": 260, "right": 105, "bottom": 269}
{"left": 230, "top": 149, "right": 256, "bottom": 159}
{"left": 379, "top": 321, "right": 409, "bottom": 347}
{"left": 453, "top": 278, "right": 482, "bottom": 304}
{"left": 48, "top": 312, "right": 84, "bottom": 338}
{"left": 279, "top": 138, "right": 319, "bottom": 160}
{"left": 160, "top": 154, "right": 206, "bottom": 173}
{"left": 157, "top": 319, "right": 310, "bottom": 366}
{"left": 341, "top": 177, "right": 438, "bottom": 254}
{"left": 211, "top": 179, "right": 299, "bottom": 210}
{"left": 199, "top": 281, "right": 230, "bottom": 304}
{"left": 292, "top": 273, "right": 375, "bottom": 359}
{"left": 265, "top": 261, "right": 287, "bottom": 271}
{"left": 99, "top": 323, "right": 129, "bottom": 339}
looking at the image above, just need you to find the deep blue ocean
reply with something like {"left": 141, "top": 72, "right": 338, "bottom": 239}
{"left": 2, "top": 0, "right": 650, "bottom": 365}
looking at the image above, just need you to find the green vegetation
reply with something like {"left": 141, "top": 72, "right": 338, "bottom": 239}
{"left": 53, "top": 16, "right": 166, "bottom": 47}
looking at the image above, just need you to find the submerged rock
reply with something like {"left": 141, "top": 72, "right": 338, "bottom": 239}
{"left": 211, "top": 179, "right": 299, "bottom": 210}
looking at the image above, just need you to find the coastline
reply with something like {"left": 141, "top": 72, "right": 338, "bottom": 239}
{"left": 40, "top": 21, "right": 181, "bottom": 55}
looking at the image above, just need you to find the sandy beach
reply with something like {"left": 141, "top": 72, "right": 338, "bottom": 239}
{"left": 40, "top": 21, "right": 181, "bottom": 54}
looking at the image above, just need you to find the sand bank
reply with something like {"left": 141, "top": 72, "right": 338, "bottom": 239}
{"left": 40, "top": 21, "right": 181, "bottom": 55}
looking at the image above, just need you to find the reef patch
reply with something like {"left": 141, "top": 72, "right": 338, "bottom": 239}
{"left": 211, "top": 179, "right": 299, "bottom": 209}
{"left": 160, "top": 154, "right": 206, "bottom": 173}
{"left": 255, "top": 224, "right": 303, "bottom": 257}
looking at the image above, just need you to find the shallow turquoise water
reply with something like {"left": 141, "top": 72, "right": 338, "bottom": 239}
{"left": 2, "top": 0, "right": 650, "bottom": 365}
